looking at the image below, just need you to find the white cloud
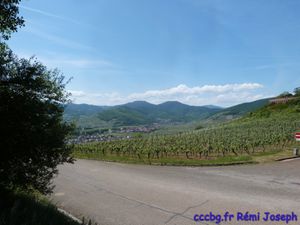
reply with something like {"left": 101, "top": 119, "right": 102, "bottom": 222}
{"left": 68, "top": 83, "right": 266, "bottom": 107}
{"left": 128, "top": 83, "right": 263, "bottom": 99}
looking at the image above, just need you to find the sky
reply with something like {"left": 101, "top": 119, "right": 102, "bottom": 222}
{"left": 7, "top": 0, "right": 300, "bottom": 107}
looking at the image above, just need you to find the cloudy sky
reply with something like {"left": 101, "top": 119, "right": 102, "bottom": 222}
{"left": 8, "top": 0, "right": 300, "bottom": 106}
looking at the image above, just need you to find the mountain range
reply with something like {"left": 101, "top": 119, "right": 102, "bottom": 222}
{"left": 64, "top": 98, "right": 271, "bottom": 128}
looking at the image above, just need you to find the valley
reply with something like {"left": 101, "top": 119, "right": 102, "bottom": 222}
{"left": 67, "top": 93, "right": 300, "bottom": 166}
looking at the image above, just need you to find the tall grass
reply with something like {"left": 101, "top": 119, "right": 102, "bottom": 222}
{"left": 0, "top": 188, "right": 95, "bottom": 225}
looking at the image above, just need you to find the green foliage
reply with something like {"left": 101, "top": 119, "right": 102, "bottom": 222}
{"left": 0, "top": 188, "right": 83, "bottom": 225}
{"left": 247, "top": 98, "right": 300, "bottom": 119}
{"left": 0, "top": 44, "right": 74, "bottom": 194}
{"left": 154, "top": 101, "right": 219, "bottom": 122}
{"left": 294, "top": 87, "right": 300, "bottom": 96}
{"left": 97, "top": 106, "right": 150, "bottom": 126}
{"left": 209, "top": 98, "right": 270, "bottom": 121}
{"left": 75, "top": 152, "right": 253, "bottom": 166}
{"left": 0, "top": 0, "right": 24, "bottom": 40}
{"left": 74, "top": 100, "right": 300, "bottom": 163}
{"left": 64, "top": 103, "right": 107, "bottom": 119}
{"left": 277, "top": 91, "right": 293, "bottom": 98}
{"left": 195, "top": 125, "right": 204, "bottom": 130}
{"left": 75, "top": 115, "right": 299, "bottom": 161}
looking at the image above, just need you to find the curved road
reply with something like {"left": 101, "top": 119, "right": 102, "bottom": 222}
{"left": 51, "top": 159, "right": 300, "bottom": 225}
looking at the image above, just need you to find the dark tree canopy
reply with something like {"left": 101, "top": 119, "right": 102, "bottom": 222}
{"left": 294, "top": 87, "right": 300, "bottom": 96}
{"left": 0, "top": 0, "right": 24, "bottom": 40}
{"left": 277, "top": 91, "right": 293, "bottom": 98}
{"left": 0, "top": 44, "right": 74, "bottom": 194}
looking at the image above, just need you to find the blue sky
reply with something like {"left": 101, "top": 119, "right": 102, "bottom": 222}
{"left": 7, "top": 0, "right": 300, "bottom": 106}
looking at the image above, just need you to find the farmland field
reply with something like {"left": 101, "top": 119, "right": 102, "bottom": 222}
{"left": 74, "top": 112, "right": 300, "bottom": 165}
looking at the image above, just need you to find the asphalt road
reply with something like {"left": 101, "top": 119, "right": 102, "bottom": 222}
{"left": 51, "top": 158, "right": 300, "bottom": 225}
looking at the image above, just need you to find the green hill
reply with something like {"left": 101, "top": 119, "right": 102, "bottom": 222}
{"left": 63, "top": 103, "right": 112, "bottom": 128}
{"left": 64, "top": 98, "right": 277, "bottom": 128}
{"left": 207, "top": 98, "right": 271, "bottom": 122}
{"left": 219, "top": 97, "right": 300, "bottom": 130}
{"left": 245, "top": 97, "right": 300, "bottom": 119}
{"left": 97, "top": 101, "right": 221, "bottom": 126}
{"left": 97, "top": 106, "right": 151, "bottom": 126}
{"left": 64, "top": 103, "right": 108, "bottom": 119}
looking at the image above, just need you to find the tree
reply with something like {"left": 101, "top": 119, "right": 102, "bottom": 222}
{"left": 294, "top": 87, "right": 300, "bottom": 96}
{"left": 277, "top": 91, "right": 293, "bottom": 98}
{"left": 0, "top": 0, "right": 24, "bottom": 40}
{"left": 0, "top": 44, "right": 74, "bottom": 194}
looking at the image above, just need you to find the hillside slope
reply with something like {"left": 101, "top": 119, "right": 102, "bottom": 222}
{"left": 207, "top": 98, "right": 271, "bottom": 122}
{"left": 75, "top": 97, "right": 300, "bottom": 165}
{"left": 244, "top": 97, "right": 300, "bottom": 120}
{"left": 64, "top": 98, "right": 277, "bottom": 128}
{"left": 64, "top": 103, "right": 108, "bottom": 119}
{"left": 63, "top": 103, "right": 112, "bottom": 128}
{"left": 97, "top": 101, "right": 221, "bottom": 126}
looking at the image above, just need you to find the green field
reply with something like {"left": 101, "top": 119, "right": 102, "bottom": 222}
{"left": 73, "top": 98, "right": 300, "bottom": 166}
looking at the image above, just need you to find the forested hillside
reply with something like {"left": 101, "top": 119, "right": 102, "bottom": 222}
{"left": 64, "top": 98, "right": 272, "bottom": 128}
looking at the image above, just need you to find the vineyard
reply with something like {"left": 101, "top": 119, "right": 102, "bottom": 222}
{"left": 74, "top": 113, "right": 300, "bottom": 164}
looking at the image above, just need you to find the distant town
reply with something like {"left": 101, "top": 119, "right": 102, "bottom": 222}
{"left": 69, "top": 124, "right": 160, "bottom": 144}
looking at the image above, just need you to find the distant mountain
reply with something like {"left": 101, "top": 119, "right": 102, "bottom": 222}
{"left": 156, "top": 101, "right": 220, "bottom": 122}
{"left": 123, "top": 101, "right": 157, "bottom": 114}
{"left": 96, "top": 106, "right": 150, "bottom": 126}
{"left": 64, "top": 103, "right": 109, "bottom": 119}
{"left": 64, "top": 98, "right": 273, "bottom": 128}
{"left": 97, "top": 101, "right": 221, "bottom": 126}
{"left": 207, "top": 98, "right": 271, "bottom": 121}
{"left": 202, "top": 105, "right": 223, "bottom": 109}
{"left": 124, "top": 101, "right": 156, "bottom": 109}
{"left": 63, "top": 103, "right": 112, "bottom": 128}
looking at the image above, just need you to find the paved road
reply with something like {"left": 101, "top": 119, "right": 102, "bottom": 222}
{"left": 51, "top": 159, "right": 300, "bottom": 225}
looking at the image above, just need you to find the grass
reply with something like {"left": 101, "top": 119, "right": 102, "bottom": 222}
{"left": 74, "top": 144, "right": 300, "bottom": 166}
{"left": 0, "top": 188, "right": 93, "bottom": 225}
{"left": 252, "top": 149, "right": 298, "bottom": 163}
{"left": 74, "top": 152, "right": 255, "bottom": 166}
